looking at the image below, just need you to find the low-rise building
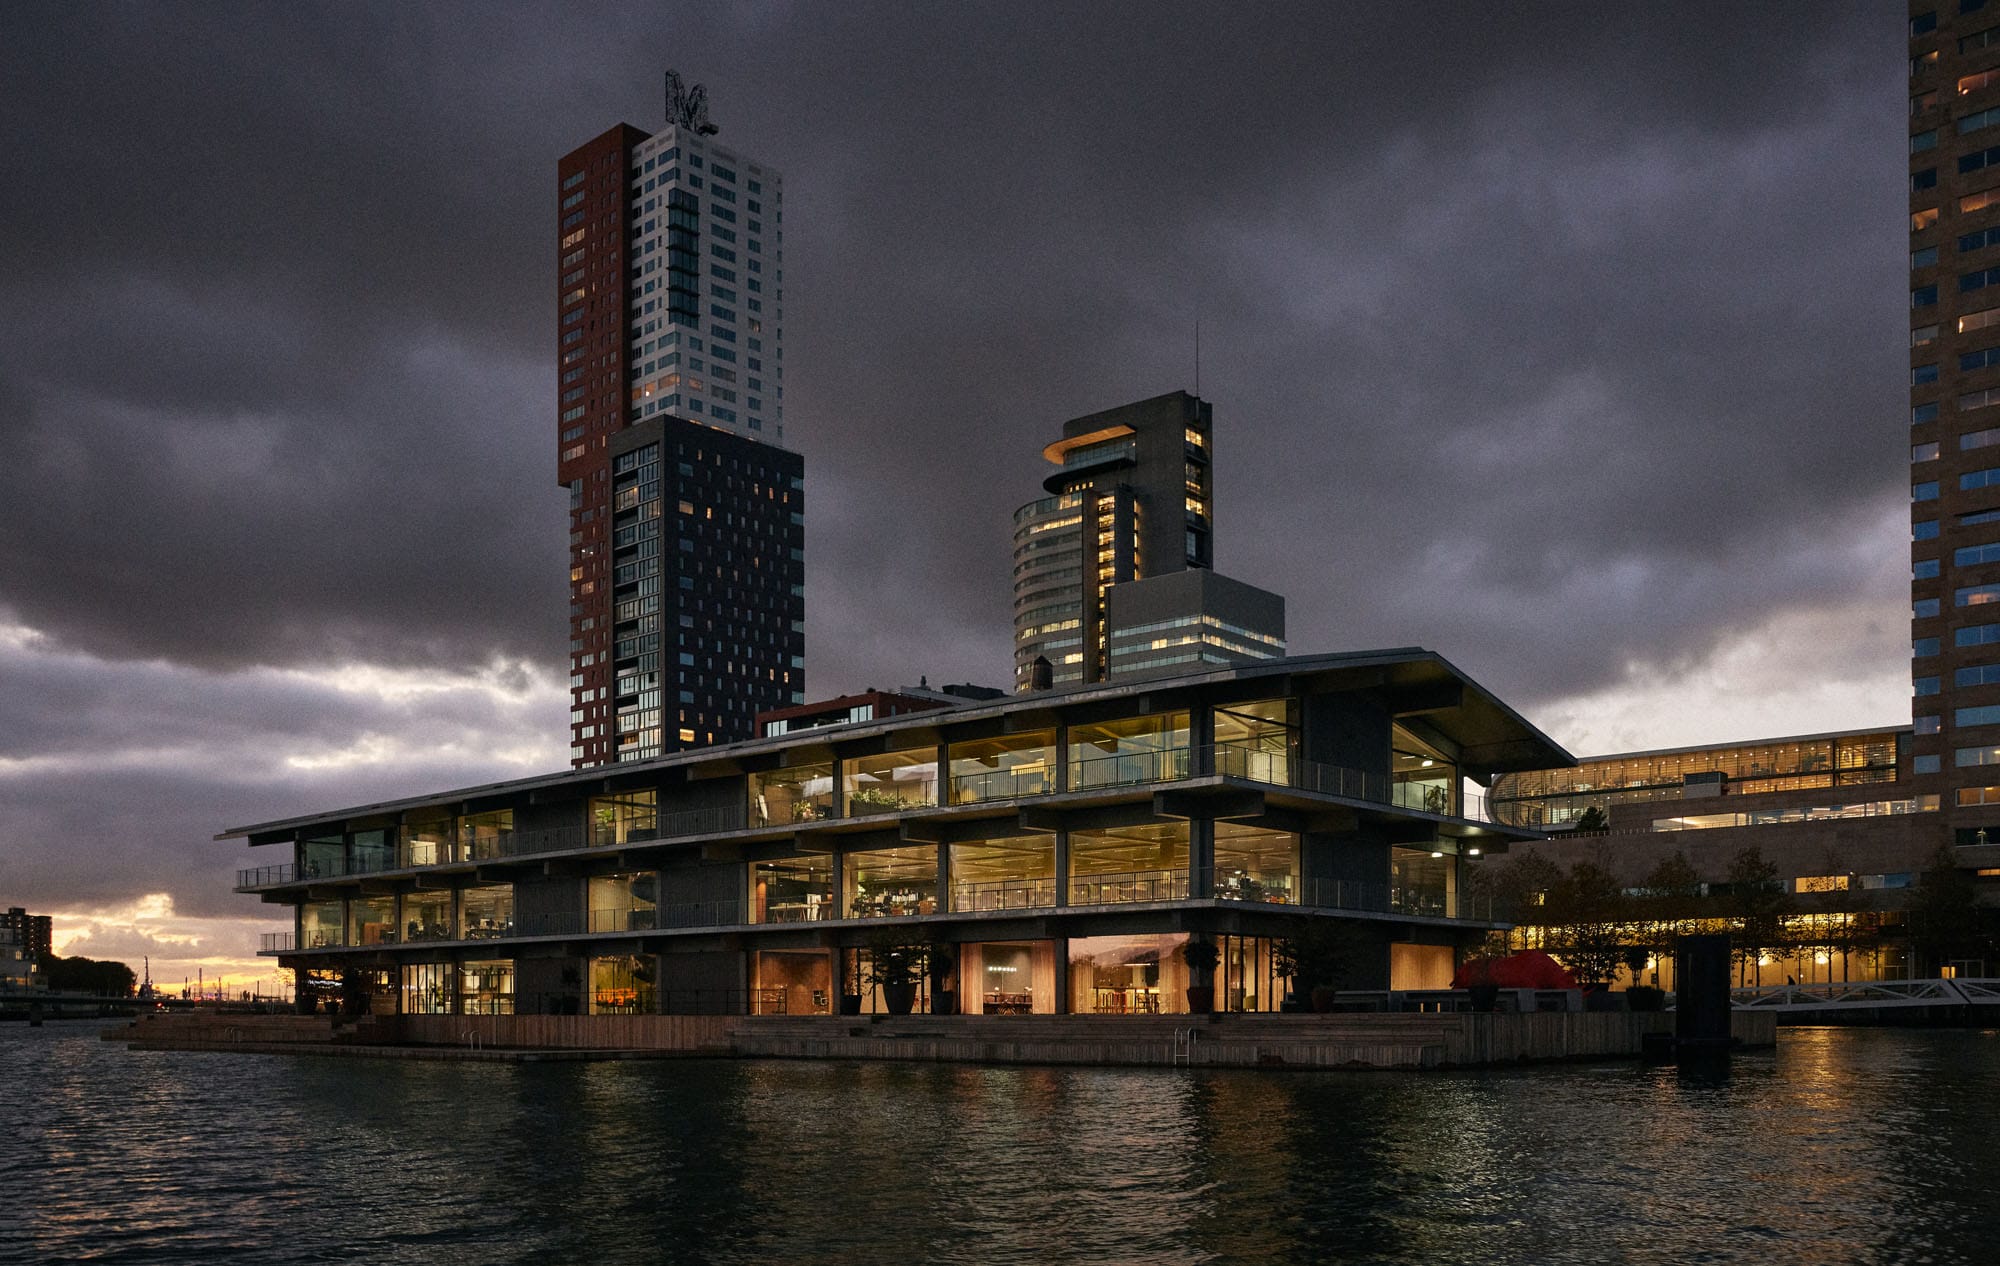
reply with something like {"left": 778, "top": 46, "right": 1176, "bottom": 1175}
{"left": 1485, "top": 726, "right": 1990, "bottom": 982}
{"left": 230, "top": 651, "right": 1567, "bottom": 1017}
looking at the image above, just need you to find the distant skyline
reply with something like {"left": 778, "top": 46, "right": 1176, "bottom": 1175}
{"left": 0, "top": 3, "right": 1904, "bottom": 985}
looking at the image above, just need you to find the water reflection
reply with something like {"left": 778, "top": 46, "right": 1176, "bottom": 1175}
{"left": 5, "top": 1024, "right": 2000, "bottom": 1263}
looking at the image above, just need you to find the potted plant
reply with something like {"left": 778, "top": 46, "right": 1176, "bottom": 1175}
{"left": 1464, "top": 956, "right": 1501, "bottom": 1013}
{"left": 839, "top": 950, "right": 864, "bottom": 1015}
{"left": 863, "top": 932, "right": 929, "bottom": 1015}
{"left": 928, "top": 941, "right": 959, "bottom": 1015}
{"left": 1273, "top": 918, "right": 1361, "bottom": 1012}
{"left": 1181, "top": 937, "right": 1220, "bottom": 1013}
{"left": 1623, "top": 945, "right": 1665, "bottom": 1011}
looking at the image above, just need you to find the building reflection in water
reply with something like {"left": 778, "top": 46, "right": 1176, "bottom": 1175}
{"left": 13, "top": 1026, "right": 2000, "bottom": 1264}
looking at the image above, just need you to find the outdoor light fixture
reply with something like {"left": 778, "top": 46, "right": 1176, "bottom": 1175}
{"left": 1467, "top": 847, "right": 1482, "bottom": 856}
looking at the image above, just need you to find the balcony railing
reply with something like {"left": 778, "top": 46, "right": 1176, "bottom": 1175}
{"left": 236, "top": 864, "right": 299, "bottom": 890}
{"left": 1283, "top": 876, "right": 1495, "bottom": 921}
{"left": 1206, "top": 867, "right": 1297, "bottom": 905}
{"left": 950, "top": 875, "right": 1058, "bottom": 913}
{"left": 241, "top": 811, "right": 753, "bottom": 891}
{"left": 587, "top": 905, "right": 659, "bottom": 934}
{"left": 1070, "top": 747, "right": 1192, "bottom": 791}
{"left": 753, "top": 895, "right": 830, "bottom": 925}
{"left": 662, "top": 898, "right": 748, "bottom": 929}
{"left": 258, "top": 932, "right": 294, "bottom": 953}
{"left": 654, "top": 804, "right": 747, "bottom": 839}
{"left": 949, "top": 766, "right": 1054, "bottom": 804}
{"left": 1069, "top": 868, "right": 1189, "bottom": 906}
{"left": 470, "top": 825, "right": 587, "bottom": 862}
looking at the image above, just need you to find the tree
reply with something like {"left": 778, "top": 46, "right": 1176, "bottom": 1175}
{"left": 43, "top": 955, "right": 137, "bottom": 997}
{"left": 1470, "top": 852, "right": 1565, "bottom": 933}
{"left": 1905, "top": 843, "right": 1994, "bottom": 975}
{"left": 1573, "top": 805, "right": 1609, "bottom": 833}
{"left": 1724, "top": 847, "right": 1793, "bottom": 985}
{"left": 1541, "top": 860, "right": 1631, "bottom": 986}
{"left": 1637, "top": 850, "right": 1705, "bottom": 948}
{"left": 1272, "top": 917, "right": 1367, "bottom": 998}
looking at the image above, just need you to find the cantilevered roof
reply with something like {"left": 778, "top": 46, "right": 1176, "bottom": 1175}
{"left": 220, "top": 648, "right": 1574, "bottom": 842}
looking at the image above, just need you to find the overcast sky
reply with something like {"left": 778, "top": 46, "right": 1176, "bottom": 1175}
{"left": 0, "top": 2, "right": 1908, "bottom": 986}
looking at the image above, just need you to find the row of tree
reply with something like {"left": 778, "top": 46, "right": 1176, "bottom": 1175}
{"left": 1470, "top": 843, "right": 2000, "bottom": 985}
{"left": 42, "top": 954, "right": 137, "bottom": 997}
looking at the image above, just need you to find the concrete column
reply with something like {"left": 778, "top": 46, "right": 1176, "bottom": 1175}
{"left": 1054, "top": 829, "right": 1069, "bottom": 908}
{"left": 1053, "top": 936, "right": 1070, "bottom": 1013}
{"left": 1189, "top": 700, "right": 1215, "bottom": 778}
{"left": 1189, "top": 817, "right": 1214, "bottom": 899}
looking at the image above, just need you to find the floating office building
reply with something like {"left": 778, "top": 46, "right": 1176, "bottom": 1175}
{"left": 233, "top": 651, "right": 1565, "bottom": 1017}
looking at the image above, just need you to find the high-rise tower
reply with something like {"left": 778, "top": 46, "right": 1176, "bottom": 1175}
{"left": 1012, "top": 391, "right": 1282, "bottom": 690}
{"left": 1909, "top": 8, "right": 2000, "bottom": 839}
{"left": 557, "top": 79, "right": 803, "bottom": 767}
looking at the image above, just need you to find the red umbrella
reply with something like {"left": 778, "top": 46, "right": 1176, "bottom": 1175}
{"left": 1452, "top": 950, "right": 1577, "bottom": 990}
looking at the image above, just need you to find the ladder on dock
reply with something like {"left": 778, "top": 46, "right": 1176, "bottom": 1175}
{"left": 1171, "top": 1026, "right": 1197, "bottom": 1066}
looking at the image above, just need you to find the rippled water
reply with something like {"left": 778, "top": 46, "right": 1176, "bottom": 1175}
{"left": 4, "top": 1022, "right": 1999, "bottom": 1264}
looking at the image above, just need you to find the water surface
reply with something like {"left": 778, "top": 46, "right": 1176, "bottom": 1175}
{"left": 3, "top": 1022, "right": 1997, "bottom": 1264}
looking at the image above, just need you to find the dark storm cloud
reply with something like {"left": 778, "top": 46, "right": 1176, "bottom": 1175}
{"left": 0, "top": 3, "right": 1909, "bottom": 917}
{"left": 0, "top": 2, "right": 1903, "bottom": 692}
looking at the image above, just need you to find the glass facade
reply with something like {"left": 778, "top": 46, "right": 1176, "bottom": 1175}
{"left": 459, "top": 960, "right": 514, "bottom": 1015}
{"left": 589, "top": 872, "right": 658, "bottom": 932}
{"left": 844, "top": 746, "right": 939, "bottom": 815}
{"left": 401, "top": 962, "right": 452, "bottom": 1014}
{"left": 301, "top": 900, "right": 343, "bottom": 949}
{"left": 749, "top": 763, "right": 834, "bottom": 825}
{"left": 843, "top": 846, "right": 938, "bottom": 918}
{"left": 948, "top": 834, "right": 1057, "bottom": 912}
{"left": 1489, "top": 730, "right": 1906, "bottom": 827}
{"left": 948, "top": 731, "right": 1056, "bottom": 803}
{"left": 1390, "top": 847, "right": 1457, "bottom": 918}
{"left": 401, "top": 809, "right": 458, "bottom": 867}
{"left": 959, "top": 940, "right": 1058, "bottom": 1014}
{"left": 461, "top": 810, "right": 514, "bottom": 861}
{"left": 1067, "top": 712, "right": 1191, "bottom": 789}
{"left": 1069, "top": 823, "right": 1189, "bottom": 904}
{"left": 752, "top": 855, "right": 833, "bottom": 923}
{"left": 751, "top": 950, "right": 831, "bottom": 1016}
{"left": 460, "top": 885, "right": 514, "bottom": 939}
{"left": 1391, "top": 723, "right": 1458, "bottom": 815}
{"left": 1068, "top": 933, "right": 1191, "bottom": 1014}
{"left": 1212, "top": 823, "right": 1298, "bottom": 903}
{"left": 591, "top": 790, "right": 658, "bottom": 846}
{"left": 589, "top": 954, "right": 656, "bottom": 1014}
{"left": 347, "top": 895, "right": 394, "bottom": 947}
{"left": 1213, "top": 699, "right": 1297, "bottom": 783}
{"left": 401, "top": 890, "right": 453, "bottom": 943}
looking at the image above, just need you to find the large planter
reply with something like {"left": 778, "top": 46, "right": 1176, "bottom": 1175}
{"left": 931, "top": 988, "right": 958, "bottom": 1016}
{"left": 1309, "top": 986, "right": 1337, "bottom": 1013}
{"left": 1626, "top": 985, "right": 1666, "bottom": 1013}
{"left": 1468, "top": 984, "right": 1500, "bottom": 1013}
{"left": 838, "top": 992, "right": 863, "bottom": 1016}
{"left": 882, "top": 982, "right": 918, "bottom": 1015}
{"left": 1185, "top": 985, "right": 1216, "bottom": 1014}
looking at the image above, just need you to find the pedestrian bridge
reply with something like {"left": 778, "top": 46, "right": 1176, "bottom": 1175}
{"left": 1728, "top": 978, "right": 2000, "bottom": 1021}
